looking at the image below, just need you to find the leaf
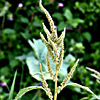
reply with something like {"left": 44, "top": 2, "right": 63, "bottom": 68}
{"left": 0, "top": 6, "right": 9, "bottom": 17}
{"left": 58, "top": 54, "right": 75, "bottom": 81}
{"left": 33, "top": 21, "right": 41, "bottom": 27}
{"left": 64, "top": 9, "right": 73, "bottom": 20}
{"left": 80, "top": 97, "right": 89, "bottom": 100}
{"left": 26, "top": 39, "right": 72, "bottom": 81}
{"left": 71, "top": 18, "right": 84, "bottom": 28}
{"left": 3, "top": 28, "right": 16, "bottom": 34}
{"left": 74, "top": 43, "right": 85, "bottom": 50}
{"left": 64, "top": 54, "right": 75, "bottom": 63}
{"left": 20, "top": 17, "right": 29, "bottom": 24}
{"left": 58, "top": 22, "right": 66, "bottom": 31}
{"left": 0, "top": 67, "right": 9, "bottom": 76}
{"left": 28, "top": 39, "right": 47, "bottom": 59}
{"left": 58, "top": 62, "right": 69, "bottom": 81}
{"left": 90, "top": 95, "right": 100, "bottom": 100}
{"left": 52, "top": 12, "right": 63, "bottom": 20}
{"left": 82, "top": 32, "right": 92, "bottom": 42}
{"left": 14, "top": 86, "right": 44, "bottom": 100}
{"left": 9, "top": 59, "right": 19, "bottom": 68}
{"left": 26, "top": 39, "right": 52, "bottom": 81}
{"left": 66, "top": 82, "right": 100, "bottom": 100}
{"left": 15, "top": 52, "right": 34, "bottom": 61}
{"left": 70, "top": 22, "right": 78, "bottom": 28}
{"left": 26, "top": 56, "right": 52, "bottom": 81}
{"left": 8, "top": 71, "right": 17, "bottom": 100}
{"left": 21, "top": 32, "right": 31, "bottom": 40}
{"left": 72, "top": 18, "right": 84, "bottom": 24}
{"left": 32, "top": 16, "right": 42, "bottom": 27}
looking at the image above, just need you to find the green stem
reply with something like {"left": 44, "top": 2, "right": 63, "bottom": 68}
{"left": 19, "top": 61, "right": 24, "bottom": 90}
{"left": 54, "top": 70, "right": 58, "bottom": 100}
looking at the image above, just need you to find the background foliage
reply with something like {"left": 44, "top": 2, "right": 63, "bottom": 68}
{"left": 0, "top": 0, "right": 100, "bottom": 100}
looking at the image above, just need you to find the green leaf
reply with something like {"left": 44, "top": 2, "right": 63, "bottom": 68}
{"left": 16, "top": 52, "right": 34, "bottom": 61}
{"left": 71, "top": 18, "right": 84, "bottom": 28}
{"left": 80, "top": 97, "right": 90, "bottom": 100}
{"left": 64, "top": 54, "right": 75, "bottom": 63}
{"left": 33, "top": 21, "right": 41, "bottom": 27}
{"left": 28, "top": 39, "right": 47, "bottom": 59}
{"left": 64, "top": 9, "right": 73, "bottom": 20}
{"left": 26, "top": 39, "right": 72, "bottom": 81}
{"left": 20, "top": 17, "right": 29, "bottom": 24}
{"left": 0, "top": 67, "right": 9, "bottom": 76}
{"left": 27, "top": 39, "right": 52, "bottom": 81}
{"left": 58, "top": 62, "right": 69, "bottom": 81}
{"left": 0, "top": 6, "right": 9, "bottom": 17}
{"left": 66, "top": 82, "right": 100, "bottom": 100}
{"left": 14, "top": 86, "right": 44, "bottom": 100}
{"left": 74, "top": 43, "right": 85, "bottom": 50}
{"left": 8, "top": 71, "right": 17, "bottom": 100}
{"left": 3, "top": 28, "right": 16, "bottom": 34}
{"left": 72, "top": 18, "right": 84, "bottom": 24}
{"left": 70, "top": 22, "right": 78, "bottom": 28}
{"left": 21, "top": 32, "right": 31, "bottom": 40}
{"left": 9, "top": 59, "right": 19, "bottom": 68}
{"left": 82, "top": 32, "right": 92, "bottom": 42}
{"left": 58, "top": 22, "right": 66, "bottom": 31}
{"left": 26, "top": 56, "right": 52, "bottom": 81}
{"left": 52, "top": 12, "right": 63, "bottom": 20}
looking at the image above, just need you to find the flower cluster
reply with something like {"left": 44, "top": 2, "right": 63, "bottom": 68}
{"left": 39, "top": 0, "right": 79, "bottom": 99}
{"left": 39, "top": 0, "right": 65, "bottom": 67}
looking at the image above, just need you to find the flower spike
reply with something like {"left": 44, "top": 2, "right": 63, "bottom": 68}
{"left": 57, "top": 59, "right": 79, "bottom": 93}
{"left": 46, "top": 51, "right": 54, "bottom": 78}
{"left": 42, "top": 23, "right": 51, "bottom": 39}
{"left": 39, "top": 63, "right": 53, "bottom": 100}
{"left": 56, "top": 28, "right": 66, "bottom": 46}
{"left": 39, "top": 0, "right": 57, "bottom": 39}
{"left": 56, "top": 43, "right": 64, "bottom": 71}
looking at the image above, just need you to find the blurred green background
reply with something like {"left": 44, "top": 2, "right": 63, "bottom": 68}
{"left": 0, "top": 0, "right": 100, "bottom": 100}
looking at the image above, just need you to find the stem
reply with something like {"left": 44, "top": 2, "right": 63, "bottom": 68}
{"left": 19, "top": 61, "right": 24, "bottom": 90}
{"left": 54, "top": 70, "right": 58, "bottom": 100}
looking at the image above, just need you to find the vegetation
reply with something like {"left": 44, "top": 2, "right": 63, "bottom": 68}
{"left": 0, "top": 0, "right": 100, "bottom": 100}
